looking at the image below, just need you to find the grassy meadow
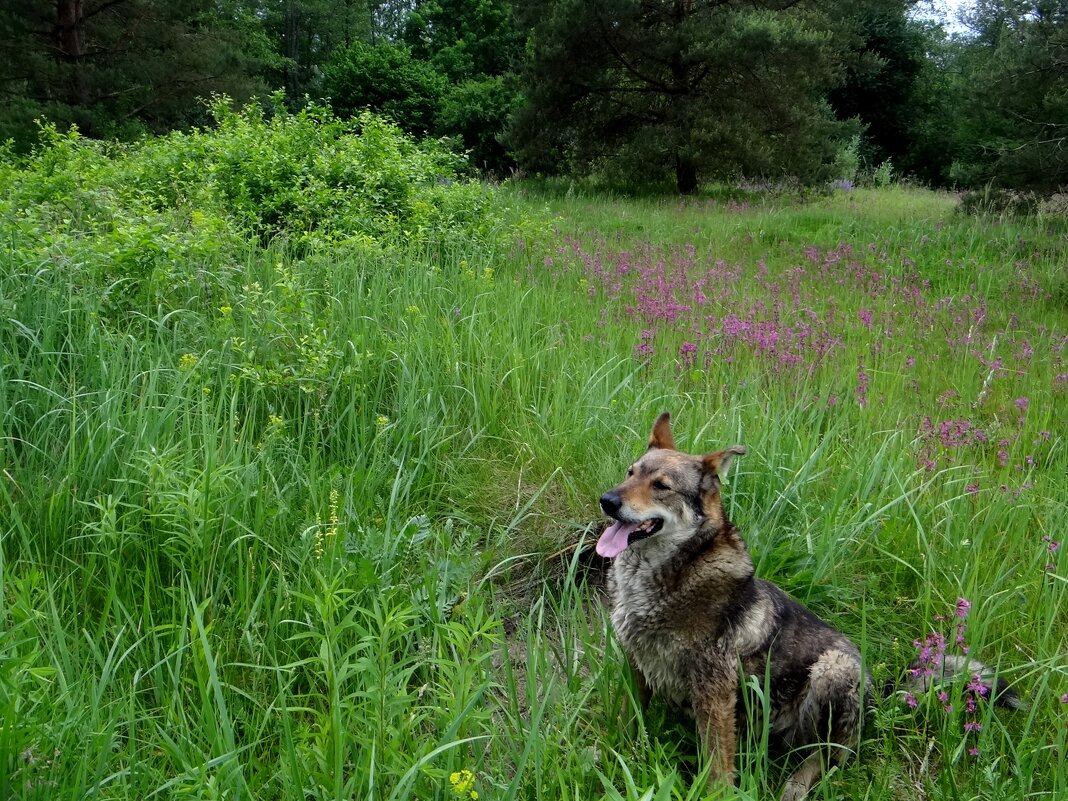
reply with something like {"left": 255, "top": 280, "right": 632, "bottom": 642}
{"left": 1, "top": 113, "right": 1066, "bottom": 800}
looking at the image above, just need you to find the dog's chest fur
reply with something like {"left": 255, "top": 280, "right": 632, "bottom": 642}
{"left": 608, "top": 531, "right": 750, "bottom": 705}
{"left": 610, "top": 557, "right": 697, "bottom": 704}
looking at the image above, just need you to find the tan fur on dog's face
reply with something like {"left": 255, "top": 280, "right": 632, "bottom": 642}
{"left": 600, "top": 413, "right": 745, "bottom": 558}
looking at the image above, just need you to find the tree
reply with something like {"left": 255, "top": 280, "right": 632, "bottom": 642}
{"left": 403, "top": 0, "right": 523, "bottom": 172}
{"left": 255, "top": 0, "right": 375, "bottom": 105}
{"left": 438, "top": 74, "right": 522, "bottom": 171}
{"left": 511, "top": 0, "right": 858, "bottom": 193}
{"left": 403, "top": 0, "right": 521, "bottom": 80}
{"left": 829, "top": 3, "right": 928, "bottom": 172}
{"left": 950, "top": 0, "right": 1068, "bottom": 190}
{"left": 0, "top": 0, "right": 271, "bottom": 146}
{"left": 321, "top": 41, "right": 447, "bottom": 134}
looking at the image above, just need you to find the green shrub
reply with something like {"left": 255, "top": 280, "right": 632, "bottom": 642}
{"left": 0, "top": 99, "right": 497, "bottom": 327}
{"left": 321, "top": 42, "right": 448, "bottom": 136}
{"left": 957, "top": 186, "right": 1041, "bottom": 218}
{"left": 438, "top": 75, "right": 521, "bottom": 175}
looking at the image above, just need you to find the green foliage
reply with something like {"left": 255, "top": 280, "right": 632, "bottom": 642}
{"left": 834, "top": 134, "right": 863, "bottom": 183}
{"left": 512, "top": 0, "right": 860, "bottom": 193}
{"left": 439, "top": 75, "right": 522, "bottom": 173}
{"left": 949, "top": 0, "right": 1068, "bottom": 190}
{"left": 5, "top": 98, "right": 487, "bottom": 246}
{"left": 828, "top": 3, "right": 928, "bottom": 173}
{"left": 404, "top": 0, "right": 522, "bottom": 80}
{"left": 256, "top": 0, "right": 373, "bottom": 104}
{"left": 872, "top": 158, "right": 895, "bottom": 187}
{"left": 0, "top": 99, "right": 495, "bottom": 350}
{"left": 321, "top": 42, "right": 449, "bottom": 135}
{"left": 0, "top": 0, "right": 271, "bottom": 149}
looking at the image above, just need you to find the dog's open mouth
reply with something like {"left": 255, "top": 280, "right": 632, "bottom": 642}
{"left": 595, "top": 517, "right": 664, "bottom": 558}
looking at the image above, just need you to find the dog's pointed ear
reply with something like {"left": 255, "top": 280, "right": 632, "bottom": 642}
{"left": 648, "top": 412, "right": 676, "bottom": 450}
{"left": 702, "top": 445, "right": 747, "bottom": 478}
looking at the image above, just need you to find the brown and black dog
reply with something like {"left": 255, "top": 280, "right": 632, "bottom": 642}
{"left": 598, "top": 412, "right": 1021, "bottom": 800}
{"left": 598, "top": 411, "right": 863, "bottom": 801}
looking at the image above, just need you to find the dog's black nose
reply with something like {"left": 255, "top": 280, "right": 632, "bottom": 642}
{"left": 600, "top": 491, "right": 622, "bottom": 517}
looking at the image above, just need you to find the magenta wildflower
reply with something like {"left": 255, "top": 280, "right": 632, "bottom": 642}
{"left": 855, "top": 364, "right": 870, "bottom": 408}
{"left": 858, "top": 308, "right": 873, "bottom": 327}
{"left": 1059, "top": 693, "right": 1068, "bottom": 704}
{"left": 1015, "top": 396, "right": 1030, "bottom": 413}
{"left": 967, "top": 673, "right": 990, "bottom": 697}
{"left": 963, "top": 721, "right": 983, "bottom": 733}
{"left": 997, "top": 439, "right": 1011, "bottom": 468}
{"left": 905, "top": 692, "right": 919, "bottom": 709}
{"left": 966, "top": 483, "right": 980, "bottom": 495}
{"left": 968, "top": 747, "right": 981, "bottom": 757}
{"left": 955, "top": 598, "right": 971, "bottom": 620}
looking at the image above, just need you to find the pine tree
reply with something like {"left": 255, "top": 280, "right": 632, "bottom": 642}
{"left": 511, "top": 0, "right": 858, "bottom": 193}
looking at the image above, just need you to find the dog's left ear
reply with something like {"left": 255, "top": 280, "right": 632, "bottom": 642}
{"left": 648, "top": 411, "right": 676, "bottom": 450}
{"left": 702, "top": 445, "right": 747, "bottom": 479}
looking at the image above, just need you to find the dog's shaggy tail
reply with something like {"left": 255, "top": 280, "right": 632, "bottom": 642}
{"left": 884, "top": 654, "right": 1025, "bottom": 710}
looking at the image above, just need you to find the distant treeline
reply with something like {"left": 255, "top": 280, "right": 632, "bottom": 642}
{"left": 2, "top": 0, "right": 1065, "bottom": 193}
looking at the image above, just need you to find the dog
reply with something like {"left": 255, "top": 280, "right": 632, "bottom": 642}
{"left": 597, "top": 412, "right": 1017, "bottom": 801}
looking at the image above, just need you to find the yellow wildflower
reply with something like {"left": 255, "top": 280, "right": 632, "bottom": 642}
{"left": 448, "top": 770, "right": 477, "bottom": 799}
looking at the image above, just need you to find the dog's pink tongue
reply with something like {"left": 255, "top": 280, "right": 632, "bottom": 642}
{"left": 596, "top": 520, "right": 640, "bottom": 558}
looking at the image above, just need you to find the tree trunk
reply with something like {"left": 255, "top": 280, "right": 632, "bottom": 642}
{"left": 284, "top": 1, "right": 302, "bottom": 102}
{"left": 54, "top": 0, "right": 89, "bottom": 107}
{"left": 675, "top": 154, "right": 698, "bottom": 194}
{"left": 671, "top": 0, "right": 697, "bottom": 194}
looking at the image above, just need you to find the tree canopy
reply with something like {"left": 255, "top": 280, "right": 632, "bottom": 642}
{"left": 1, "top": 0, "right": 1066, "bottom": 194}
{"left": 511, "top": 0, "right": 863, "bottom": 192}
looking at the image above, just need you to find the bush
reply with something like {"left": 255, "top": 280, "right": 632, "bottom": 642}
{"left": 438, "top": 75, "right": 521, "bottom": 175}
{"left": 957, "top": 186, "right": 1041, "bottom": 218}
{"left": 0, "top": 99, "right": 497, "bottom": 325}
{"left": 321, "top": 42, "right": 448, "bottom": 136}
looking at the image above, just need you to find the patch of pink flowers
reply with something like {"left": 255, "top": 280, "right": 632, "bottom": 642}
{"left": 908, "top": 598, "right": 993, "bottom": 759}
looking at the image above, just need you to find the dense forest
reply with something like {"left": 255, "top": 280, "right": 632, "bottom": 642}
{"left": 2, "top": 0, "right": 1066, "bottom": 193}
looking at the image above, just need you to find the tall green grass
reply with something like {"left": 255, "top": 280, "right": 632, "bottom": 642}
{"left": 1, "top": 123, "right": 1065, "bottom": 801}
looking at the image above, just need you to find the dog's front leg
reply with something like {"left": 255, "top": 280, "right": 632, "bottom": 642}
{"left": 692, "top": 667, "right": 738, "bottom": 788}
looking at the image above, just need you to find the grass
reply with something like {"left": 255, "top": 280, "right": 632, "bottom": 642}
{"left": 1, "top": 174, "right": 1066, "bottom": 800}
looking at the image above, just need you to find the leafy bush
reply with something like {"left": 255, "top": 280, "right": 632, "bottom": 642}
{"left": 0, "top": 98, "right": 496, "bottom": 327}
{"left": 957, "top": 187, "right": 1041, "bottom": 218}
{"left": 321, "top": 42, "right": 448, "bottom": 136}
{"left": 438, "top": 75, "right": 521, "bottom": 174}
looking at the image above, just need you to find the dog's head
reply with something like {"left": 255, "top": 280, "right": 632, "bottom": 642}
{"left": 596, "top": 412, "right": 745, "bottom": 559}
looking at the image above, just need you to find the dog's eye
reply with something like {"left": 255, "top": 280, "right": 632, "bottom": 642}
{"left": 626, "top": 467, "right": 634, "bottom": 477}
{"left": 652, "top": 479, "right": 670, "bottom": 491}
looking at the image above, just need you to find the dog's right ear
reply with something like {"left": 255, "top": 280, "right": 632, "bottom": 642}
{"left": 648, "top": 412, "right": 676, "bottom": 450}
{"left": 702, "top": 445, "right": 747, "bottom": 478}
